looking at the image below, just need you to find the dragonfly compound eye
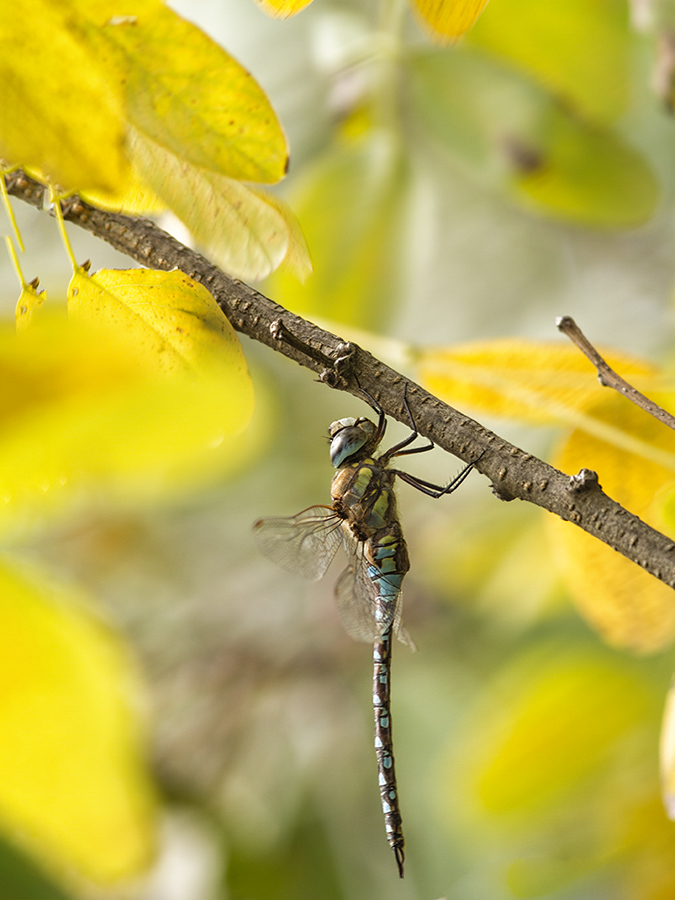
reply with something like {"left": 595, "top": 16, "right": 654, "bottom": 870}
{"left": 330, "top": 424, "right": 371, "bottom": 467}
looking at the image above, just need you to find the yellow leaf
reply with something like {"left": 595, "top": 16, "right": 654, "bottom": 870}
{"left": 0, "top": 561, "right": 156, "bottom": 882}
{"left": 15, "top": 281, "right": 45, "bottom": 334}
{"left": 99, "top": 5, "right": 288, "bottom": 184}
{"left": 253, "top": 0, "right": 314, "bottom": 17}
{"left": 0, "top": 305, "right": 254, "bottom": 530}
{"left": 67, "top": 266, "right": 250, "bottom": 382}
{"left": 549, "top": 395, "right": 675, "bottom": 652}
{"left": 267, "top": 132, "right": 406, "bottom": 329}
{"left": 80, "top": 168, "right": 166, "bottom": 216}
{"left": 0, "top": 0, "right": 130, "bottom": 193}
{"left": 409, "top": 0, "right": 490, "bottom": 40}
{"left": 417, "top": 338, "right": 657, "bottom": 425}
{"left": 445, "top": 642, "right": 653, "bottom": 824}
{"left": 129, "top": 129, "right": 306, "bottom": 282}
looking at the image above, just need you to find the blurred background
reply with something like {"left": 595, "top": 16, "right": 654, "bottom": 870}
{"left": 4, "top": 0, "right": 675, "bottom": 898}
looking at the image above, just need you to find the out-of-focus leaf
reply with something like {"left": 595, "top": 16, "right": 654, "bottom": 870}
{"left": 97, "top": 6, "right": 288, "bottom": 185}
{"left": 252, "top": 187, "right": 313, "bottom": 284}
{"left": 409, "top": 0, "right": 490, "bottom": 41}
{"left": 80, "top": 169, "right": 166, "bottom": 216}
{"left": 252, "top": 0, "right": 315, "bottom": 18}
{"left": 467, "top": 0, "right": 630, "bottom": 122}
{"left": 661, "top": 677, "right": 675, "bottom": 819}
{"left": 0, "top": 0, "right": 131, "bottom": 193}
{"left": 0, "top": 305, "right": 255, "bottom": 531}
{"left": 228, "top": 810, "right": 343, "bottom": 899}
{"left": 550, "top": 394, "right": 675, "bottom": 653}
{"left": 267, "top": 133, "right": 406, "bottom": 330}
{"left": 407, "top": 48, "right": 658, "bottom": 226}
{"left": 0, "top": 562, "right": 156, "bottom": 882}
{"left": 130, "top": 129, "right": 307, "bottom": 282}
{"left": 0, "top": 834, "right": 75, "bottom": 900}
{"left": 417, "top": 338, "right": 658, "bottom": 424}
{"left": 442, "top": 640, "right": 675, "bottom": 897}
{"left": 420, "top": 505, "right": 564, "bottom": 628}
{"left": 445, "top": 641, "right": 655, "bottom": 824}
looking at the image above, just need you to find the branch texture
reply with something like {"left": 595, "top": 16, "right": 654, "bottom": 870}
{"left": 6, "top": 169, "right": 675, "bottom": 591}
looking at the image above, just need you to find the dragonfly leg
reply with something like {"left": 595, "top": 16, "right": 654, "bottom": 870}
{"left": 270, "top": 319, "right": 355, "bottom": 385}
{"left": 393, "top": 450, "right": 485, "bottom": 498}
{"left": 377, "top": 383, "right": 435, "bottom": 460}
{"left": 354, "top": 376, "right": 388, "bottom": 446}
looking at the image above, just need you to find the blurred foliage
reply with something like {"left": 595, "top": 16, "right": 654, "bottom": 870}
{"left": 3, "top": 0, "right": 675, "bottom": 898}
{"left": 0, "top": 562, "right": 156, "bottom": 885}
{"left": 0, "top": 0, "right": 308, "bottom": 281}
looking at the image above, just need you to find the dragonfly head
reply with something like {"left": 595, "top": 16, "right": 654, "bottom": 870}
{"left": 329, "top": 417, "right": 377, "bottom": 467}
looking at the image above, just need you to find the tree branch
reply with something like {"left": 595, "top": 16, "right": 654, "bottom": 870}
{"left": 557, "top": 314, "right": 675, "bottom": 431}
{"left": 6, "top": 169, "right": 675, "bottom": 590}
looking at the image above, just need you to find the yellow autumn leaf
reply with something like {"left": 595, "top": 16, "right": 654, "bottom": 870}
{"left": 549, "top": 394, "right": 675, "bottom": 653}
{"left": 129, "top": 129, "right": 307, "bottom": 282}
{"left": 15, "top": 281, "right": 45, "bottom": 334}
{"left": 68, "top": 266, "right": 251, "bottom": 384}
{"left": 0, "top": 561, "right": 156, "bottom": 882}
{"left": 417, "top": 338, "right": 659, "bottom": 425}
{"left": 0, "top": 303, "right": 255, "bottom": 530}
{"left": 80, "top": 167, "right": 166, "bottom": 216}
{"left": 0, "top": 0, "right": 131, "bottom": 193}
{"left": 409, "top": 0, "right": 490, "bottom": 41}
{"left": 445, "top": 643, "right": 652, "bottom": 824}
{"left": 98, "top": 5, "right": 288, "bottom": 185}
{"left": 253, "top": 0, "right": 314, "bottom": 17}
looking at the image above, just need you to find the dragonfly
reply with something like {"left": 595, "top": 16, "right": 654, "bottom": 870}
{"left": 253, "top": 388, "right": 480, "bottom": 877}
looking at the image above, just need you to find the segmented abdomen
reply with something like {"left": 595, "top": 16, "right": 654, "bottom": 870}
{"left": 374, "top": 627, "right": 404, "bottom": 877}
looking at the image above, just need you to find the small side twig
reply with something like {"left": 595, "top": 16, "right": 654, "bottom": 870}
{"left": 556, "top": 315, "right": 675, "bottom": 432}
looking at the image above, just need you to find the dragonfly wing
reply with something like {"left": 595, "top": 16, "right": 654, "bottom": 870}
{"left": 253, "top": 505, "right": 342, "bottom": 581}
{"left": 335, "top": 559, "right": 378, "bottom": 643}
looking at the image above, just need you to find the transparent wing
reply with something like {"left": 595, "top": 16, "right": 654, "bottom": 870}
{"left": 335, "top": 531, "right": 415, "bottom": 648}
{"left": 253, "top": 505, "right": 343, "bottom": 582}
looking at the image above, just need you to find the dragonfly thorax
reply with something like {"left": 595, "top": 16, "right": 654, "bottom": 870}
{"left": 329, "top": 416, "right": 378, "bottom": 468}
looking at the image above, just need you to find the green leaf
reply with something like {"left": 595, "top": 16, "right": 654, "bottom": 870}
{"left": 407, "top": 47, "right": 658, "bottom": 226}
{"left": 267, "top": 132, "right": 407, "bottom": 330}
{"left": 0, "top": 562, "right": 156, "bottom": 882}
{"left": 467, "top": 0, "right": 631, "bottom": 122}
{"left": 0, "top": 835, "right": 74, "bottom": 900}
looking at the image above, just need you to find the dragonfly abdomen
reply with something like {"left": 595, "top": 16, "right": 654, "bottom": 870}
{"left": 366, "top": 529, "right": 409, "bottom": 632}
{"left": 373, "top": 628, "right": 405, "bottom": 877}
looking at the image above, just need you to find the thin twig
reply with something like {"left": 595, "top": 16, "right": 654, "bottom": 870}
{"left": 6, "top": 169, "right": 675, "bottom": 592}
{"left": 557, "top": 315, "right": 675, "bottom": 431}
